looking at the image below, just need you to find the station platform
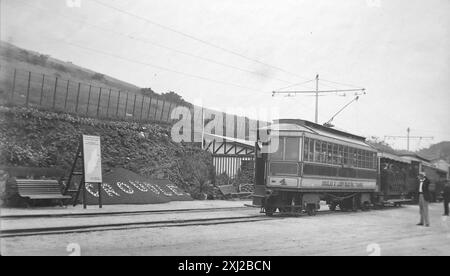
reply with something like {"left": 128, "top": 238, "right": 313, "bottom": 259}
{"left": 0, "top": 199, "right": 252, "bottom": 218}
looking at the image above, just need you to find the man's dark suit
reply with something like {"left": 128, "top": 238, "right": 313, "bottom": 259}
{"left": 443, "top": 184, "right": 450, "bottom": 216}
{"left": 418, "top": 177, "right": 431, "bottom": 202}
{"left": 417, "top": 176, "right": 431, "bottom": 226}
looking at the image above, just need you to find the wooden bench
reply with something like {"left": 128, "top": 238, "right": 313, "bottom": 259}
{"left": 218, "top": 184, "right": 252, "bottom": 199}
{"left": 12, "top": 178, "right": 72, "bottom": 206}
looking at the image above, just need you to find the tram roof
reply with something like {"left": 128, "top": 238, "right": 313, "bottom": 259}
{"left": 264, "top": 119, "right": 372, "bottom": 148}
{"left": 271, "top": 119, "right": 367, "bottom": 141}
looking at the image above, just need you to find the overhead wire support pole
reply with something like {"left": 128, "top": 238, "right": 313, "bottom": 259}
{"left": 315, "top": 74, "right": 319, "bottom": 123}
{"left": 384, "top": 128, "right": 433, "bottom": 151}
{"left": 272, "top": 75, "right": 366, "bottom": 124}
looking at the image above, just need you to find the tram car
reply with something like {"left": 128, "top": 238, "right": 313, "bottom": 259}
{"left": 252, "top": 119, "right": 419, "bottom": 216}
{"left": 422, "top": 163, "right": 448, "bottom": 202}
{"left": 396, "top": 153, "right": 448, "bottom": 202}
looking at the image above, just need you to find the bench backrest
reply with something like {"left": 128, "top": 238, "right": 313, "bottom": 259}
{"left": 14, "top": 179, "right": 63, "bottom": 195}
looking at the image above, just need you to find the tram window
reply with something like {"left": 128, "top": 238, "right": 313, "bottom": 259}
{"left": 351, "top": 148, "right": 357, "bottom": 167}
{"left": 271, "top": 137, "right": 284, "bottom": 160}
{"left": 304, "top": 138, "right": 309, "bottom": 161}
{"left": 343, "top": 146, "right": 348, "bottom": 165}
{"left": 322, "top": 142, "right": 327, "bottom": 163}
{"left": 285, "top": 137, "right": 300, "bottom": 161}
{"left": 348, "top": 148, "right": 352, "bottom": 166}
{"left": 326, "top": 143, "right": 332, "bottom": 164}
{"left": 332, "top": 144, "right": 338, "bottom": 164}
{"left": 357, "top": 149, "right": 362, "bottom": 168}
{"left": 366, "top": 151, "right": 371, "bottom": 168}
{"left": 338, "top": 145, "right": 343, "bottom": 164}
{"left": 362, "top": 151, "right": 366, "bottom": 168}
{"left": 309, "top": 139, "right": 314, "bottom": 161}
{"left": 314, "top": 140, "right": 321, "bottom": 162}
{"left": 360, "top": 150, "right": 365, "bottom": 168}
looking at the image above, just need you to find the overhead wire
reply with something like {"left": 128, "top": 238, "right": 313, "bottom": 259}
{"left": 87, "top": 0, "right": 312, "bottom": 81}
{"left": 11, "top": 0, "right": 297, "bottom": 85}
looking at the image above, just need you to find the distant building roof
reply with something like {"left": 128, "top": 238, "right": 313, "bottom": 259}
{"left": 397, "top": 152, "right": 430, "bottom": 163}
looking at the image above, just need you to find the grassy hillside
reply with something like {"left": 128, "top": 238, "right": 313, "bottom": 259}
{"left": 0, "top": 41, "right": 140, "bottom": 93}
{"left": 0, "top": 41, "right": 178, "bottom": 123}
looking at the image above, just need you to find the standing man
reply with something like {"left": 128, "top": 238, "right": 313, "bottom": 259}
{"left": 417, "top": 172, "right": 431, "bottom": 227}
{"left": 443, "top": 181, "right": 450, "bottom": 216}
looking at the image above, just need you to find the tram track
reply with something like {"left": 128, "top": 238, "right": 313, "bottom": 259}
{"left": 0, "top": 205, "right": 403, "bottom": 238}
{"left": 0, "top": 206, "right": 250, "bottom": 220}
{"left": 0, "top": 214, "right": 276, "bottom": 238}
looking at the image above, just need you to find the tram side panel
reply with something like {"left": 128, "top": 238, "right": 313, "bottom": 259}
{"left": 262, "top": 135, "right": 379, "bottom": 213}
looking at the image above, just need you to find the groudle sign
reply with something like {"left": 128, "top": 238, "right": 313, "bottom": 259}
{"left": 85, "top": 181, "right": 187, "bottom": 198}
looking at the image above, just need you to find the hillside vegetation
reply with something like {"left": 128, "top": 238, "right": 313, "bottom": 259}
{"left": 418, "top": 141, "right": 450, "bottom": 163}
{"left": 0, "top": 106, "right": 215, "bottom": 198}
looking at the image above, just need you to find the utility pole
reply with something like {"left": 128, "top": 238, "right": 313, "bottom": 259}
{"left": 407, "top": 127, "right": 410, "bottom": 152}
{"left": 384, "top": 128, "right": 433, "bottom": 151}
{"left": 272, "top": 75, "right": 366, "bottom": 124}
{"left": 315, "top": 74, "right": 319, "bottom": 123}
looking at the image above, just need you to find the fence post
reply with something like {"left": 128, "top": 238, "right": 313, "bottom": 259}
{"left": 64, "top": 79, "right": 70, "bottom": 109}
{"left": 11, "top": 68, "right": 17, "bottom": 101}
{"left": 52, "top": 77, "right": 58, "bottom": 109}
{"left": 147, "top": 96, "right": 153, "bottom": 119}
{"left": 75, "top": 82, "right": 81, "bottom": 113}
{"left": 97, "top": 87, "right": 102, "bottom": 117}
{"left": 39, "top": 74, "right": 45, "bottom": 106}
{"left": 106, "top": 88, "right": 112, "bottom": 117}
{"left": 25, "top": 71, "right": 31, "bottom": 107}
{"left": 166, "top": 101, "right": 173, "bottom": 122}
{"left": 87, "top": 84, "right": 92, "bottom": 113}
{"left": 154, "top": 98, "right": 159, "bottom": 119}
{"left": 132, "top": 94, "right": 137, "bottom": 120}
{"left": 116, "top": 90, "right": 121, "bottom": 117}
{"left": 139, "top": 95, "right": 145, "bottom": 120}
{"left": 124, "top": 92, "right": 129, "bottom": 118}
{"left": 160, "top": 99, "right": 166, "bottom": 121}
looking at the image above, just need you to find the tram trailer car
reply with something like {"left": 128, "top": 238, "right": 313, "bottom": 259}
{"left": 422, "top": 164, "right": 448, "bottom": 202}
{"left": 252, "top": 119, "right": 412, "bottom": 216}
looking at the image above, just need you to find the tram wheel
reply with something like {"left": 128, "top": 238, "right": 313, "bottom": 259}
{"left": 265, "top": 207, "right": 276, "bottom": 216}
{"left": 329, "top": 203, "right": 337, "bottom": 211}
{"left": 361, "top": 202, "right": 371, "bottom": 211}
{"left": 306, "top": 204, "right": 316, "bottom": 216}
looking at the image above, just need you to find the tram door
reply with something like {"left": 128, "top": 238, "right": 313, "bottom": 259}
{"left": 253, "top": 142, "right": 267, "bottom": 206}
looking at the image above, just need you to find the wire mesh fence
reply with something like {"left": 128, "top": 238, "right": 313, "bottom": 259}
{"left": 0, "top": 66, "right": 177, "bottom": 124}
{"left": 0, "top": 66, "right": 265, "bottom": 140}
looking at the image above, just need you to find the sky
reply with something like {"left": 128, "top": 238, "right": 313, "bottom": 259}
{"left": 1, "top": 0, "right": 449, "bottom": 151}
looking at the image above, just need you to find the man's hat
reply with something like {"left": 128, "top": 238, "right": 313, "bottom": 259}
{"left": 419, "top": 172, "right": 426, "bottom": 177}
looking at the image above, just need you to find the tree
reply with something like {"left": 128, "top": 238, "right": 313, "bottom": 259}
{"left": 141, "top": 87, "right": 158, "bottom": 97}
{"left": 161, "top": 91, "right": 192, "bottom": 107}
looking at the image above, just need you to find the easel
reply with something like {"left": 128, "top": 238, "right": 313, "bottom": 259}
{"left": 64, "top": 135, "right": 102, "bottom": 209}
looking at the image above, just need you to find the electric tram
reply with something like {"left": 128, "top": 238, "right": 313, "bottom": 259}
{"left": 253, "top": 119, "right": 380, "bottom": 216}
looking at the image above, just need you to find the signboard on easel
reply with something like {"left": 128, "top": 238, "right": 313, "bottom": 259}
{"left": 65, "top": 135, "right": 103, "bottom": 209}
{"left": 82, "top": 135, "right": 102, "bottom": 183}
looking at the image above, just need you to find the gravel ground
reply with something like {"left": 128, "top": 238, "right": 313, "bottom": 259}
{"left": 1, "top": 203, "right": 449, "bottom": 256}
